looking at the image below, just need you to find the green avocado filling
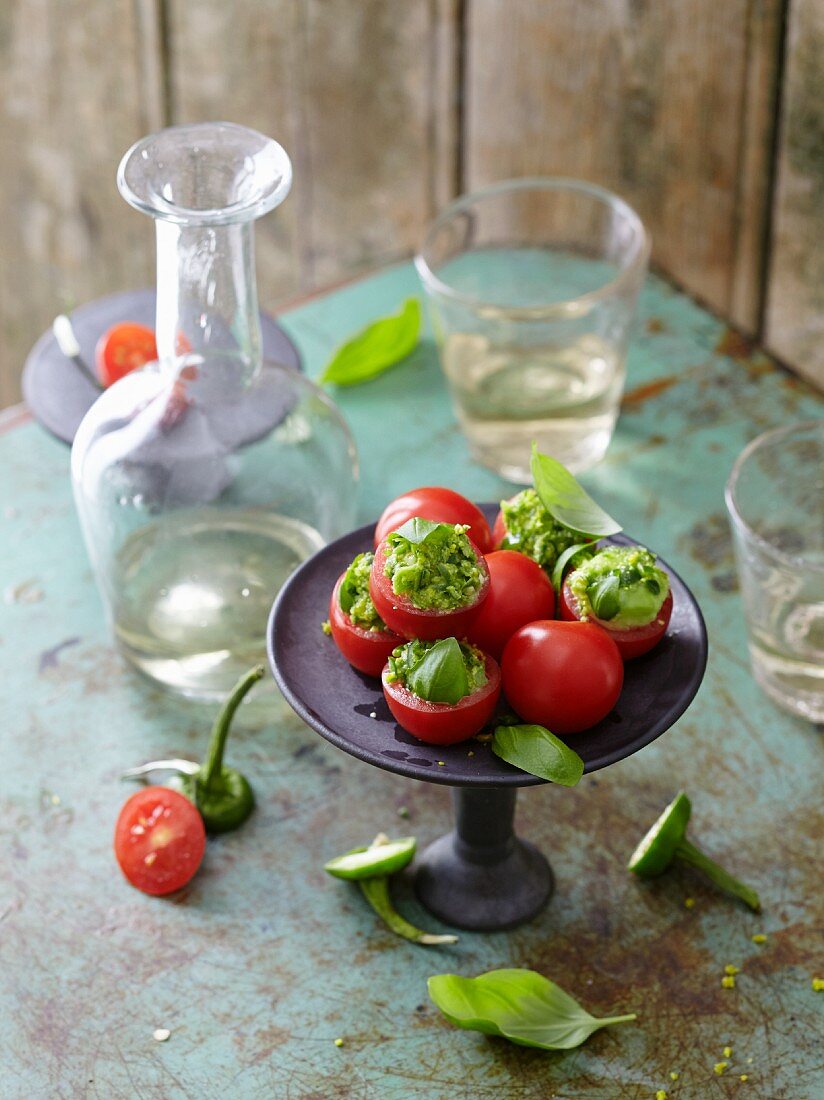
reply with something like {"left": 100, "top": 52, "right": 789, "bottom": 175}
{"left": 569, "top": 545, "right": 669, "bottom": 629}
{"left": 500, "top": 488, "right": 583, "bottom": 572}
{"left": 384, "top": 519, "right": 482, "bottom": 611}
{"left": 386, "top": 637, "right": 487, "bottom": 705}
{"left": 339, "top": 552, "right": 386, "bottom": 631}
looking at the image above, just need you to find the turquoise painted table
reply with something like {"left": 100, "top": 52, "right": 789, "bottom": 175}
{"left": 0, "top": 265, "right": 822, "bottom": 1100}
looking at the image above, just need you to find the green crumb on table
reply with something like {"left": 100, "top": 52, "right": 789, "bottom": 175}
{"left": 721, "top": 975, "right": 736, "bottom": 989}
{"left": 397, "top": 806, "right": 409, "bottom": 818}
{"left": 334, "top": 1037, "right": 344, "bottom": 1047}
{"left": 740, "top": 1075, "right": 749, "bottom": 1082}
{"left": 751, "top": 933, "right": 767, "bottom": 944}
{"left": 746, "top": 1057, "right": 754, "bottom": 1064}
{"left": 467, "top": 750, "right": 475, "bottom": 757}
{"left": 714, "top": 1062, "right": 728, "bottom": 1075}
{"left": 684, "top": 896, "right": 695, "bottom": 909}
{"left": 437, "top": 761, "right": 445, "bottom": 767}
{"left": 669, "top": 1071, "right": 679, "bottom": 1081}
{"left": 723, "top": 1045, "right": 733, "bottom": 1057}
{"left": 724, "top": 965, "right": 740, "bottom": 976}
{"left": 656, "top": 1091, "right": 667, "bottom": 1100}
{"left": 321, "top": 619, "right": 332, "bottom": 635}
{"left": 812, "top": 977, "right": 824, "bottom": 991}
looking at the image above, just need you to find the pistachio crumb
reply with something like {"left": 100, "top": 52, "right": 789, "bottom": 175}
{"left": 669, "top": 1071, "right": 679, "bottom": 1081}
{"left": 724, "top": 965, "right": 740, "bottom": 976}
{"left": 655, "top": 1091, "right": 667, "bottom": 1100}
{"left": 714, "top": 1062, "right": 728, "bottom": 1075}
{"left": 467, "top": 750, "right": 475, "bottom": 757}
{"left": 397, "top": 806, "right": 409, "bottom": 819}
{"left": 321, "top": 619, "right": 332, "bottom": 636}
{"left": 812, "top": 977, "right": 824, "bottom": 992}
{"left": 334, "top": 1037, "right": 344, "bottom": 1047}
{"left": 751, "top": 933, "right": 767, "bottom": 944}
{"left": 721, "top": 976, "right": 736, "bottom": 989}
{"left": 746, "top": 1057, "right": 753, "bottom": 1064}
{"left": 684, "top": 896, "right": 695, "bottom": 909}
{"left": 437, "top": 761, "right": 445, "bottom": 766}
{"left": 740, "top": 1075, "right": 749, "bottom": 1082}
{"left": 723, "top": 1046, "right": 733, "bottom": 1058}
{"left": 153, "top": 1029, "right": 171, "bottom": 1042}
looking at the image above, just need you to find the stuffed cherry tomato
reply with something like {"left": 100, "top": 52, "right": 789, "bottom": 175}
{"left": 114, "top": 786, "right": 206, "bottom": 896}
{"left": 382, "top": 637, "right": 501, "bottom": 745}
{"left": 96, "top": 322, "right": 158, "bottom": 387}
{"left": 492, "top": 488, "right": 584, "bottom": 572}
{"left": 374, "top": 488, "right": 492, "bottom": 554}
{"left": 328, "top": 552, "right": 403, "bottom": 677}
{"left": 467, "top": 550, "right": 555, "bottom": 660}
{"left": 502, "top": 620, "right": 623, "bottom": 735}
{"left": 370, "top": 519, "right": 490, "bottom": 641}
{"left": 560, "top": 545, "right": 672, "bottom": 660}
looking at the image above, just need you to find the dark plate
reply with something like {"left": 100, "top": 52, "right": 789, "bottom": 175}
{"left": 22, "top": 288, "right": 302, "bottom": 445}
{"left": 268, "top": 505, "right": 708, "bottom": 788}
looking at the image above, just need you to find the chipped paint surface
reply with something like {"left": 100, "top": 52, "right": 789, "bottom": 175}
{"left": 1, "top": 265, "right": 823, "bottom": 1099}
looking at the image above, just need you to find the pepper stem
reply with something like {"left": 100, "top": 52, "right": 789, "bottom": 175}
{"left": 675, "top": 838, "right": 761, "bottom": 912}
{"left": 359, "top": 877, "right": 457, "bottom": 945}
{"left": 201, "top": 665, "right": 265, "bottom": 789}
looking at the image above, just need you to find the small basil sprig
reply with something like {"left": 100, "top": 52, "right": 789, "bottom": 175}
{"left": 428, "top": 969, "right": 636, "bottom": 1051}
{"left": 531, "top": 444, "right": 621, "bottom": 538}
{"left": 407, "top": 638, "right": 469, "bottom": 705}
{"left": 550, "top": 542, "right": 593, "bottom": 594}
{"left": 320, "top": 298, "right": 421, "bottom": 386}
{"left": 492, "top": 724, "right": 583, "bottom": 786}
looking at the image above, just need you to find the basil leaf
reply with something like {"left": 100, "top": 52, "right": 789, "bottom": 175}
{"left": 320, "top": 298, "right": 421, "bottom": 386}
{"left": 391, "top": 517, "right": 446, "bottom": 545}
{"left": 530, "top": 444, "right": 622, "bottom": 537}
{"left": 590, "top": 573, "right": 620, "bottom": 620}
{"left": 492, "top": 724, "right": 583, "bottom": 786}
{"left": 551, "top": 542, "right": 592, "bottom": 594}
{"left": 428, "top": 969, "right": 637, "bottom": 1051}
{"left": 338, "top": 562, "right": 359, "bottom": 615}
{"left": 406, "top": 638, "right": 469, "bottom": 704}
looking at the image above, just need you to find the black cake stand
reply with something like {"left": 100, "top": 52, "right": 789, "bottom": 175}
{"left": 267, "top": 505, "right": 707, "bottom": 932}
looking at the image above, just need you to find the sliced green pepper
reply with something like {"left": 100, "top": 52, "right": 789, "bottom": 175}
{"left": 628, "top": 791, "right": 761, "bottom": 911}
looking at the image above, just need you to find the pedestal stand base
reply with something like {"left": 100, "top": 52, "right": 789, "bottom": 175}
{"left": 414, "top": 786, "right": 554, "bottom": 931}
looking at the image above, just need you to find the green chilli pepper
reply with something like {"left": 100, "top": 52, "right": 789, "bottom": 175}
{"left": 122, "top": 665, "right": 263, "bottom": 834}
{"left": 325, "top": 833, "right": 458, "bottom": 946}
{"left": 628, "top": 791, "right": 761, "bottom": 911}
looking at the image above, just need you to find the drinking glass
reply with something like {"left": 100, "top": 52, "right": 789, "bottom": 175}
{"left": 415, "top": 179, "right": 650, "bottom": 482}
{"left": 725, "top": 420, "right": 824, "bottom": 721}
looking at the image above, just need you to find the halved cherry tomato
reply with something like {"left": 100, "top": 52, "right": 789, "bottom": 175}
{"left": 467, "top": 551, "right": 555, "bottom": 660}
{"left": 382, "top": 652, "right": 501, "bottom": 745}
{"left": 369, "top": 536, "right": 490, "bottom": 641}
{"left": 501, "top": 620, "right": 623, "bottom": 735}
{"left": 95, "top": 323, "right": 158, "bottom": 387}
{"left": 328, "top": 572, "right": 403, "bottom": 677}
{"left": 374, "top": 488, "right": 493, "bottom": 554}
{"left": 114, "top": 786, "right": 206, "bottom": 896}
{"left": 561, "top": 581, "right": 673, "bottom": 661}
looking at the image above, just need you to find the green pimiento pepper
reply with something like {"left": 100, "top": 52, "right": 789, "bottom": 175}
{"left": 628, "top": 792, "right": 761, "bottom": 911}
{"left": 569, "top": 545, "right": 669, "bottom": 627}
{"left": 384, "top": 519, "right": 482, "bottom": 611}
{"left": 122, "top": 665, "right": 263, "bottom": 834}
{"left": 325, "top": 833, "right": 458, "bottom": 945}
{"left": 499, "top": 489, "right": 584, "bottom": 573}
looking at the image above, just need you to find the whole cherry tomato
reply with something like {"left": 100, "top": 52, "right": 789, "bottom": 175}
{"left": 114, "top": 786, "right": 206, "bottom": 896}
{"left": 382, "top": 652, "right": 501, "bottom": 745}
{"left": 95, "top": 323, "right": 158, "bottom": 387}
{"left": 501, "top": 620, "right": 623, "bottom": 735}
{"left": 374, "top": 488, "right": 492, "bottom": 553}
{"left": 467, "top": 551, "right": 556, "bottom": 660}
{"left": 369, "top": 536, "right": 490, "bottom": 641}
{"left": 561, "top": 581, "right": 673, "bottom": 661}
{"left": 328, "top": 572, "right": 403, "bottom": 677}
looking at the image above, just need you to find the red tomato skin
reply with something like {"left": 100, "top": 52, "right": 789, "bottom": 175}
{"left": 374, "top": 489, "right": 493, "bottom": 554}
{"left": 467, "top": 551, "right": 556, "bottom": 660}
{"left": 114, "top": 787, "right": 206, "bottom": 896}
{"left": 560, "top": 582, "right": 673, "bottom": 660}
{"left": 369, "top": 537, "right": 490, "bottom": 641}
{"left": 95, "top": 323, "right": 159, "bottom": 387}
{"left": 382, "top": 654, "right": 501, "bottom": 745}
{"left": 501, "top": 620, "right": 623, "bottom": 735}
{"left": 491, "top": 510, "right": 507, "bottom": 549}
{"left": 328, "top": 573, "right": 403, "bottom": 677}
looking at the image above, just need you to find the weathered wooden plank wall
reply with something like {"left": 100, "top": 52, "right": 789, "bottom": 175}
{"left": 0, "top": 0, "right": 821, "bottom": 407}
{"left": 765, "top": 0, "right": 824, "bottom": 389}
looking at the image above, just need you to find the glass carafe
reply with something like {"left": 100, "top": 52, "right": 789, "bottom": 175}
{"left": 71, "top": 123, "right": 358, "bottom": 701}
